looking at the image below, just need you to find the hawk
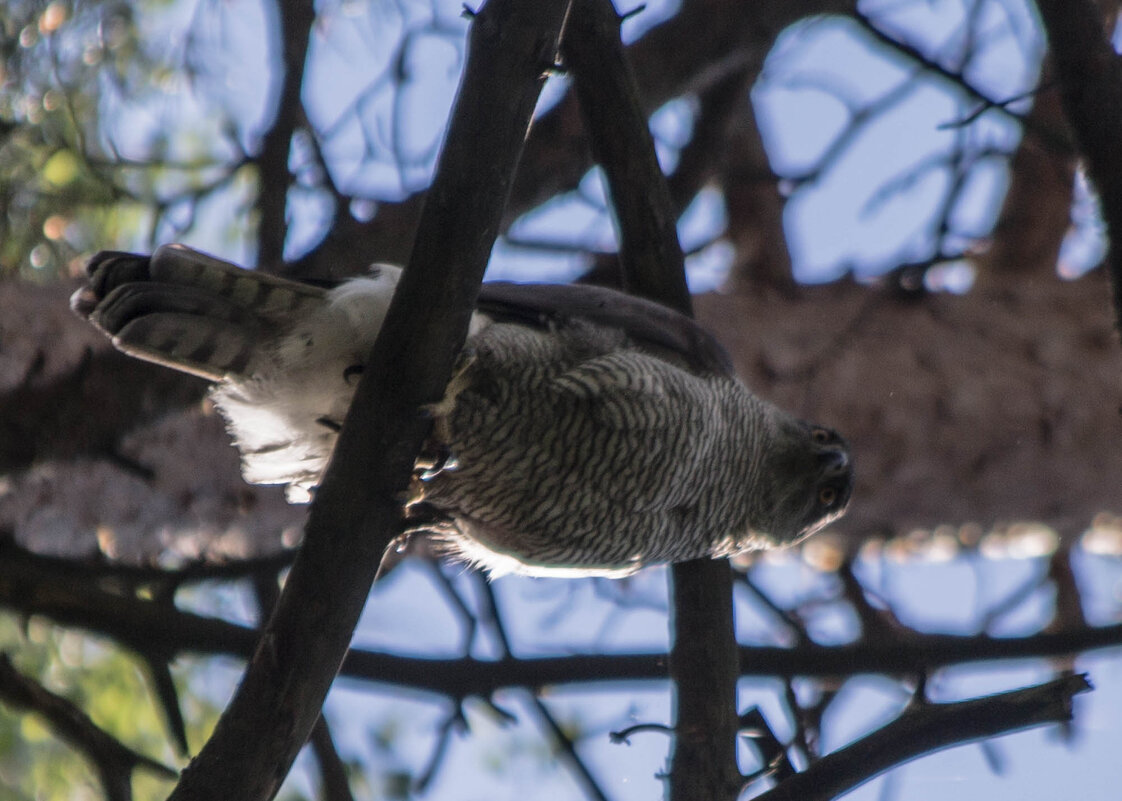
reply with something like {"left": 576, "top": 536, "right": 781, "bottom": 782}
{"left": 73, "top": 245, "right": 852, "bottom": 577}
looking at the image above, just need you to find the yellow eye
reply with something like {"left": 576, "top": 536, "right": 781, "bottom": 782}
{"left": 812, "top": 428, "right": 832, "bottom": 445}
{"left": 818, "top": 487, "right": 837, "bottom": 506}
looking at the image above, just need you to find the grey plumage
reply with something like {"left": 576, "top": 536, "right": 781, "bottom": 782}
{"left": 73, "top": 244, "right": 853, "bottom": 578}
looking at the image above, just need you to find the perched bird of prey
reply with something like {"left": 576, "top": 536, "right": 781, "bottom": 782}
{"left": 73, "top": 244, "right": 853, "bottom": 577}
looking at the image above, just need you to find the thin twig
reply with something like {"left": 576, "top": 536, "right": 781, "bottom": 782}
{"left": 527, "top": 694, "right": 612, "bottom": 801}
{"left": 0, "top": 653, "right": 178, "bottom": 801}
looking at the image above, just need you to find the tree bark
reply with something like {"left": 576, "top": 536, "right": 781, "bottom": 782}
{"left": 255, "top": 0, "right": 316, "bottom": 270}
{"left": 166, "top": 2, "right": 572, "bottom": 797}
{"left": 1034, "top": 0, "right": 1122, "bottom": 333}
{"left": 563, "top": 3, "right": 741, "bottom": 798}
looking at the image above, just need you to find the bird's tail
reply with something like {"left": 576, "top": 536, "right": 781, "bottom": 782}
{"left": 72, "top": 245, "right": 326, "bottom": 381}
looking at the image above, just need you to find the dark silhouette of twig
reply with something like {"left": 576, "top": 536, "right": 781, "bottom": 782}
{"left": 526, "top": 694, "right": 612, "bottom": 801}
{"left": 754, "top": 673, "right": 1091, "bottom": 801}
{"left": 0, "top": 653, "right": 178, "bottom": 801}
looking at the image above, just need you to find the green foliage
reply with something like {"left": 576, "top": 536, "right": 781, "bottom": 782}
{"left": 0, "top": 0, "right": 245, "bottom": 278}
{"left": 0, "top": 614, "right": 223, "bottom": 801}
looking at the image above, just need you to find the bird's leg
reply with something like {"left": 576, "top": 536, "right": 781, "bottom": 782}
{"left": 414, "top": 441, "right": 459, "bottom": 480}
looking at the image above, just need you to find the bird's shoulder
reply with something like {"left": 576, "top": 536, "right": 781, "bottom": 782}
{"left": 475, "top": 281, "right": 734, "bottom": 377}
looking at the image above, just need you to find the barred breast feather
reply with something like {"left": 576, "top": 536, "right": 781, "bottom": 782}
{"left": 416, "top": 321, "right": 778, "bottom": 576}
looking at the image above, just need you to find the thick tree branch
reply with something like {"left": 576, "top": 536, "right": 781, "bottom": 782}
{"left": 564, "top": 0, "right": 690, "bottom": 305}
{"left": 755, "top": 674, "right": 1092, "bottom": 801}
{"left": 167, "top": 2, "right": 572, "bottom": 798}
{"left": 1034, "top": 0, "right": 1122, "bottom": 333}
{"left": 562, "top": 4, "right": 739, "bottom": 799}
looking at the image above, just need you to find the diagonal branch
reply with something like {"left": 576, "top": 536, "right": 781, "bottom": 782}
{"left": 0, "top": 653, "right": 177, "bottom": 801}
{"left": 166, "top": 2, "right": 573, "bottom": 798}
{"left": 309, "top": 716, "right": 356, "bottom": 801}
{"left": 754, "top": 673, "right": 1092, "bottom": 801}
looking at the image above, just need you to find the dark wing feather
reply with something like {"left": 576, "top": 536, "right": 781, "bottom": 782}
{"left": 476, "top": 282, "right": 734, "bottom": 377}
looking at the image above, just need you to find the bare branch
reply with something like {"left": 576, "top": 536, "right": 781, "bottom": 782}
{"left": 5, "top": 532, "right": 1122, "bottom": 696}
{"left": 165, "top": 2, "right": 572, "bottom": 797}
{"left": 1034, "top": 0, "right": 1122, "bottom": 334}
{"left": 0, "top": 653, "right": 178, "bottom": 801}
{"left": 562, "top": 5, "right": 741, "bottom": 799}
{"left": 289, "top": 0, "right": 860, "bottom": 279}
{"left": 309, "top": 716, "right": 356, "bottom": 801}
{"left": 527, "top": 693, "right": 612, "bottom": 801}
{"left": 254, "top": 0, "right": 316, "bottom": 269}
{"left": 754, "top": 674, "right": 1092, "bottom": 801}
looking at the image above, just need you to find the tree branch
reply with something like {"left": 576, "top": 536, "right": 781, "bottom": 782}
{"left": 755, "top": 673, "right": 1092, "bottom": 801}
{"left": 166, "top": 2, "right": 572, "bottom": 798}
{"left": 562, "top": 4, "right": 739, "bottom": 798}
{"left": 288, "top": 0, "right": 858, "bottom": 279}
{"left": 1033, "top": 0, "right": 1122, "bottom": 334}
{"left": 255, "top": 0, "right": 316, "bottom": 269}
{"left": 5, "top": 539, "right": 1122, "bottom": 696}
{"left": 309, "top": 716, "right": 356, "bottom": 801}
{"left": 0, "top": 653, "right": 177, "bottom": 801}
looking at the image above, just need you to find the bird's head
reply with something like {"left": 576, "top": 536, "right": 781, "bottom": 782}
{"left": 749, "top": 413, "right": 853, "bottom": 546}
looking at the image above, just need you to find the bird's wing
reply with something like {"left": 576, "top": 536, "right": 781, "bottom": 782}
{"left": 476, "top": 282, "right": 734, "bottom": 377}
{"left": 75, "top": 244, "right": 732, "bottom": 379}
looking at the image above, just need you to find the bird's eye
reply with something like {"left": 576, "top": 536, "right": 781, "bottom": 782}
{"left": 818, "top": 486, "right": 837, "bottom": 506}
{"left": 811, "top": 428, "right": 832, "bottom": 445}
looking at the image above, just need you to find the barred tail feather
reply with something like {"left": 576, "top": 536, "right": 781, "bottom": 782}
{"left": 73, "top": 244, "right": 325, "bottom": 381}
